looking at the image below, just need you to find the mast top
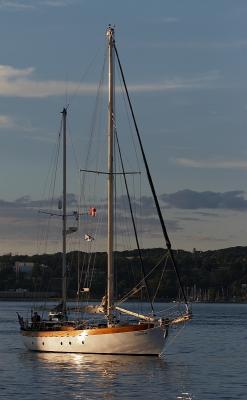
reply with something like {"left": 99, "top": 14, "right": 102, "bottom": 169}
{"left": 106, "top": 25, "right": 115, "bottom": 41}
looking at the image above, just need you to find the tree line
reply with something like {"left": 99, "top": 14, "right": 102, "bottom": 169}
{"left": 0, "top": 246, "right": 247, "bottom": 302}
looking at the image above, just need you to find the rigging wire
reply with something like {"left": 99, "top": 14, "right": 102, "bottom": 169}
{"left": 113, "top": 157, "right": 140, "bottom": 296}
{"left": 31, "top": 116, "right": 64, "bottom": 313}
{"left": 42, "top": 117, "right": 63, "bottom": 253}
{"left": 80, "top": 45, "right": 107, "bottom": 191}
{"left": 117, "top": 252, "right": 167, "bottom": 305}
{"left": 35, "top": 118, "right": 63, "bottom": 254}
{"left": 114, "top": 71, "right": 144, "bottom": 293}
{"left": 164, "top": 322, "right": 187, "bottom": 350}
{"left": 114, "top": 42, "right": 189, "bottom": 307}
{"left": 114, "top": 121, "right": 154, "bottom": 313}
{"left": 152, "top": 255, "right": 169, "bottom": 304}
{"left": 67, "top": 117, "right": 80, "bottom": 175}
{"left": 79, "top": 45, "right": 107, "bottom": 237}
{"left": 76, "top": 46, "right": 107, "bottom": 304}
{"left": 116, "top": 62, "right": 141, "bottom": 173}
{"left": 67, "top": 42, "right": 104, "bottom": 107}
{"left": 138, "top": 172, "right": 144, "bottom": 249}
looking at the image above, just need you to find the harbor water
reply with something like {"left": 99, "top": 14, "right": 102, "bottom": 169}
{"left": 0, "top": 302, "right": 246, "bottom": 399}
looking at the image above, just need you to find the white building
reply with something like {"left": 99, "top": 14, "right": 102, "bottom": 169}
{"left": 14, "top": 262, "right": 34, "bottom": 275}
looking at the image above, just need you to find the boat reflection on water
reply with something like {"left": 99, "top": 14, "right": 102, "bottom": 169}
{"left": 177, "top": 393, "right": 193, "bottom": 400}
{"left": 19, "top": 351, "right": 193, "bottom": 399}
{"left": 34, "top": 351, "right": 164, "bottom": 377}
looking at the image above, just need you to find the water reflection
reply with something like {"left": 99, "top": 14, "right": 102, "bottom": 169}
{"left": 4, "top": 301, "right": 196, "bottom": 400}
{"left": 2, "top": 302, "right": 246, "bottom": 399}
{"left": 177, "top": 393, "right": 193, "bottom": 400}
{"left": 17, "top": 351, "right": 193, "bottom": 399}
{"left": 32, "top": 351, "right": 166, "bottom": 378}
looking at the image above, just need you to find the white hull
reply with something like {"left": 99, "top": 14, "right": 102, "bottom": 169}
{"left": 22, "top": 325, "right": 166, "bottom": 356}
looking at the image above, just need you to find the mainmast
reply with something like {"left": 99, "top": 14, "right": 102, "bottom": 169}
{"left": 106, "top": 26, "right": 115, "bottom": 323}
{"left": 62, "top": 107, "right": 67, "bottom": 315}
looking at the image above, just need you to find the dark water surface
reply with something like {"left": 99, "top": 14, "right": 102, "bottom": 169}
{"left": 0, "top": 302, "right": 246, "bottom": 399}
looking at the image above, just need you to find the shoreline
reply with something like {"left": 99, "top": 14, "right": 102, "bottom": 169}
{"left": 1, "top": 296, "right": 246, "bottom": 304}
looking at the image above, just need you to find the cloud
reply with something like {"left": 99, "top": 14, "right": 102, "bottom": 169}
{"left": 177, "top": 216, "right": 203, "bottom": 222}
{"left": 0, "top": 0, "right": 79, "bottom": 10}
{"left": 144, "top": 16, "right": 180, "bottom": 24}
{"left": 0, "top": 193, "right": 78, "bottom": 211}
{"left": 0, "top": 114, "right": 15, "bottom": 128}
{"left": 0, "top": 112, "right": 48, "bottom": 138}
{"left": 195, "top": 211, "right": 220, "bottom": 218}
{"left": 115, "top": 213, "right": 181, "bottom": 235}
{"left": 161, "top": 17, "right": 180, "bottom": 23}
{"left": 0, "top": 65, "right": 33, "bottom": 78}
{"left": 125, "top": 71, "right": 220, "bottom": 93}
{"left": 0, "top": 113, "right": 57, "bottom": 142}
{"left": 0, "top": 65, "right": 99, "bottom": 98}
{"left": 0, "top": 195, "right": 78, "bottom": 247}
{"left": 185, "top": 234, "right": 227, "bottom": 243}
{"left": 1, "top": 190, "right": 247, "bottom": 253}
{"left": 0, "top": 0, "right": 34, "bottom": 10}
{"left": 160, "top": 190, "right": 247, "bottom": 211}
{"left": 174, "top": 158, "right": 247, "bottom": 170}
{"left": 100, "top": 195, "right": 157, "bottom": 217}
{"left": 40, "top": 0, "right": 75, "bottom": 6}
{"left": 0, "top": 65, "right": 220, "bottom": 98}
{"left": 0, "top": 193, "right": 182, "bottom": 253}
{"left": 6, "top": 190, "right": 247, "bottom": 218}
{"left": 146, "top": 40, "right": 247, "bottom": 50}
{"left": 119, "top": 195, "right": 156, "bottom": 215}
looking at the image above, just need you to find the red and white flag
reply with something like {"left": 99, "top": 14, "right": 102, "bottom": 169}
{"left": 88, "top": 207, "right": 96, "bottom": 217}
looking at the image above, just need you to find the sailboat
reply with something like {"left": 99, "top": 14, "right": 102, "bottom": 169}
{"left": 18, "top": 26, "right": 191, "bottom": 356}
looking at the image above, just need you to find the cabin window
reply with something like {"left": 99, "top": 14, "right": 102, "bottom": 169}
{"left": 42, "top": 342, "right": 44, "bottom": 346}
{"left": 61, "top": 342, "right": 63, "bottom": 345}
{"left": 82, "top": 341, "right": 84, "bottom": 344}
{"left": 69, "top": 341, "right": 71, "bottom": 345}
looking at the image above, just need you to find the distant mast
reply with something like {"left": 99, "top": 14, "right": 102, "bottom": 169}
{"left": 62, "top": 107, "right": 67, "bottom": 315}
{"left": 106, "top": 26, "right": 115, "bottom": 324}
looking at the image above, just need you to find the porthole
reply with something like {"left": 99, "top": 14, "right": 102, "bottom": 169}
{"left": 61, "top": 342, "right": 63, "bottom": 345}
{"left": 69, "top": 341, "right": 71, "bottom": 345}
{"left": 82, "top": 341, "right": 84, "bottom": 344}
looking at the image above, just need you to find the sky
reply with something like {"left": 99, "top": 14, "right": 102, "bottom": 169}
{"left": 1, "top": 0, "right": 247, "bottom": 254}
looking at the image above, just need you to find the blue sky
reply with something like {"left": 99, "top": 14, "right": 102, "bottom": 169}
{"left": 1, "top": 0, "right": 247, "bottom": 254}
